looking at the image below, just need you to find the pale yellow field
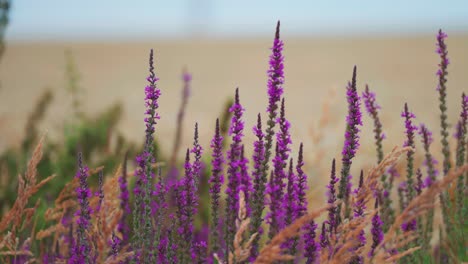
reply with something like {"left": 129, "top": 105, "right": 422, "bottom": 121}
{"left": 0, "top": 36, "right": 467, "bottom": 178}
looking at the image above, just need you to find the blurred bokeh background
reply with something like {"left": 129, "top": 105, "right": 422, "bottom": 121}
{"left": 0, "top": 0, "right": 467, "bottom": 185}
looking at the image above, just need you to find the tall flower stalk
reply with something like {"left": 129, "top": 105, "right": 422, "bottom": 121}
{"left": 402, "top": 103, "right": 417, "bottom": 201}
{"left": 282, "top": 159, "right": 298, "bottom": 257}
{"left": 455, "top": 93, "right": 467, "bottom": 220}
{"left": 362, "top": 85, "right": 394, "bottom": 231}
{"left": 239, "top": 145, "right": 252, "bottom": 215}
{"left": 209, "top": 119, "right": 224, "bottom": 258}
{"left": 267, "top": 98, "right": 292, "bottom": 239}
{"left": 436, "top": 29, "right": 451, "bottom": 175}
{"left": 418, "top": 124, "right": 437, "bottom": 250}
{"left": 72, "top": 152, "right": 92, "bottom": 264}
{"left": 175, "top": 149, "right": 197, "bottom": 263}
{"left": 225, "top": 88, "right": 245, "bottom": 258}
{"left": 369, "top": 199, "right": 383, "bottom": 258}
{"left": 133, "top": 49, "right": 161, "bottom": 260}
{"left": 262, "top": 20, "right": 285, "bottom": 206}
{"left": 338, "top": 66, "right": 362, "bottom": 217}
{"left": 118, "top": 153, "right": 130, "bottom": 244}
{"left": 326, "top": 159, "right": 338, "bottom": 234}
{"left": 250, "top": 114, "right": 266, "bottom": 259}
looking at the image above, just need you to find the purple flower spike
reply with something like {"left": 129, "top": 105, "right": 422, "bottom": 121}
{"left": 326, "top": 159, "right": 338, "bottom": 234}
{"left": 369, "top": 199, "right": 384, "bottom": 258}
{"left": 415, "top": 169, "right": 424, "bottom": 195}
{"left": 225, "top": 88, "right": 245, "bottom": 255}
{"left": 296, "top": 143, "right": 308, "bottom": 218}
{"left": 191, "top": 123, "right": 203, "bottom": 187}
{"left": 284, "top": 159, "right": 297, "bottom": 226}
{"left": 176, "top": 149, "right": 197, "bottom": 263}
{"left": 319, "top": 222, "right": 329, "bottom": 250}
{"left": 283, "top": 159, "right": 299, "bottom": 255}
{"left": 353, "top": 171, "right": 366, "bottom": 218}
{"left": 239, "top": 145, "right": 252, "bottom": 215}
{"left": 436, "top": 29, "right": 451, "bottom": 175}
{"left": 455, "top": 93, "right": 468, "bottom": 216}
{"left": 133, "top": 49, "right": 161, "bottom": 256}
{"left": 304, "top": 221, "right": 319, "bottom": 264}
{"left": 338, "top": 66, "right": 362, "bottom": 213}
{"left": 418, "top": 124, "right": 438, "bottom": 187}
{"left": 118, "top": 153, "right": 130, "bottom": 244}
{"left": 73, "top": 152, "right": 92, "bottom": 264}
{"left": 362, "top": 85, "right": 384, "bottom": 163}
{"left": 262, "top": 21, "right": 285, "bottom": 206}
{"left": 267, "top": 98, "right": 292, "bottom": 239}
{"left": 350, "top": 170, "right": 366, "bottom": 264}
{"left": 401, "top": 103, "right": 417, "bottom": 200}
{"left": 267, "top": 20, "right": 284, "bottom": 117}
{"left": 209, "top": 118, "right": 224, "bottom": 257}
{"left": 250, "top": 113, "right": 267, "bottom": 260}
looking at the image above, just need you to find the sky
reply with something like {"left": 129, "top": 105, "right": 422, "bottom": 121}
{"left": 5, "top": 0, "right": 468, "bottom": 42}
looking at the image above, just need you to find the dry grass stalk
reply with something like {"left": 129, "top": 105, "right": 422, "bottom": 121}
{"left": 92, "top": 166, "right": 124, "bottom": 261}
{"left": 371, "top": 165, "right": 468, "bottom": 263}
{"left": 0, "top": 136, "right": 56, "bottom": 234}
{"left": 328, "top": 211, "right": 374, "bottom": 263}
{"left": 325, "top": 147, "right": 411, "bottom": 263}
{"left": 218, "top": 191, "right": 258, "bottom": 264}
{"left": 254, "top": 205, "right": 330, "bottom": 264}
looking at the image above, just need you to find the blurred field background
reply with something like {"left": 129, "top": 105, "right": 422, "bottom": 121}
{"left": 1, "top": 0, "right": 468, "bottom": 207}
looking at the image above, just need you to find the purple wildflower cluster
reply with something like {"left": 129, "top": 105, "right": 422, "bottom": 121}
{"left": 224, "top": 88, "right": 245, "bottom": 255}
{"left": 401, "top": 103, "right": 417, "bottom": 200}
{"left": 338, "top": 66, "right": 362, "bottom": 213}
{"left": 369, "top": 199, "right": 383, "bottom": 257}
{"left": 71, "top": 152, "right": 92, "bottom": 264}
{"left": 267, "top": 98, "right": 292, "bottom": 238}
{"left": 52, "top": 26, "right": 467, "bottom": 264}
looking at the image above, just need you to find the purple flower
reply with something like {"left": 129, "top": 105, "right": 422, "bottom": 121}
{"left": 338, "top": 66, "right": 362, "bottom": 209}
{"left": 262, "top": 21, "right": 285, "bottom": 202}
{"left": 401, "top": 103, "right": 417, "bottom": 200}
{"left": 174, "top": 149, "right": 197, "bottom": 262}
{"left": 250, "top": 114, "right": 266, "bottom": 260}
{"left": 304, "top": 220, "right": 319, "bottom": 264}
{"left": 296, "top": 143, "right": 308, "bottom": 218}
{"left": 239, "top": 145, "right": 252, "bottom": 215}
{"left": 267, "top": 98, "right": 292, "bottom": 238}
{"left": 369, "top": 199, "right": 384, "bottom": 257}
{"left": 72, "top": 152, "right": 92, "bottom": 264}
{"left": 455, "top": 93, "right": 468, "bottom": 216}
{"left": 110, "top": 232, "right": 121, "bottom": 258}
{"left": 401, "top": 219, "right": 417, "bottom": 232}
{"left": 225, "top": 88, "right": 245, "bottom": 254}
{"left": 353, "top": 171, "right": 366, "bottom": 218}
{"left": 133, "top": 49, "right": 161, "bottom": 255}
{"left": 415, "top": 169, "right": 424, "bottom": 195}
{"left": 284, "top": 159, "right": 297, "bottom": 225}
{"left": 118, "top": 154, "right": 130, "bottom": 244}
{"left": 209, "top": 118, "right": 224, "bottom": 257}
{"left": 326, "top": 159, "right": 338, "bottom": 234}
{"left": 418, "top": 124, "right": 438, "bottom": 187}
{"left": 351, "top": 171, "right": 366, "bottom": 263}
{"left": 282, "top": 159, "right": 299, "bottom": 254}
{"left": 319, "top": 222, "right": 329, "bottom": 250}
{"left": 191, "top": 123, "right": 203, "bottom": 187}
{"left": 266, "top": 20, "right": 284, "bottom": 118}
{"left": 362, "top": 85, "right": 385, "bottom": 164}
